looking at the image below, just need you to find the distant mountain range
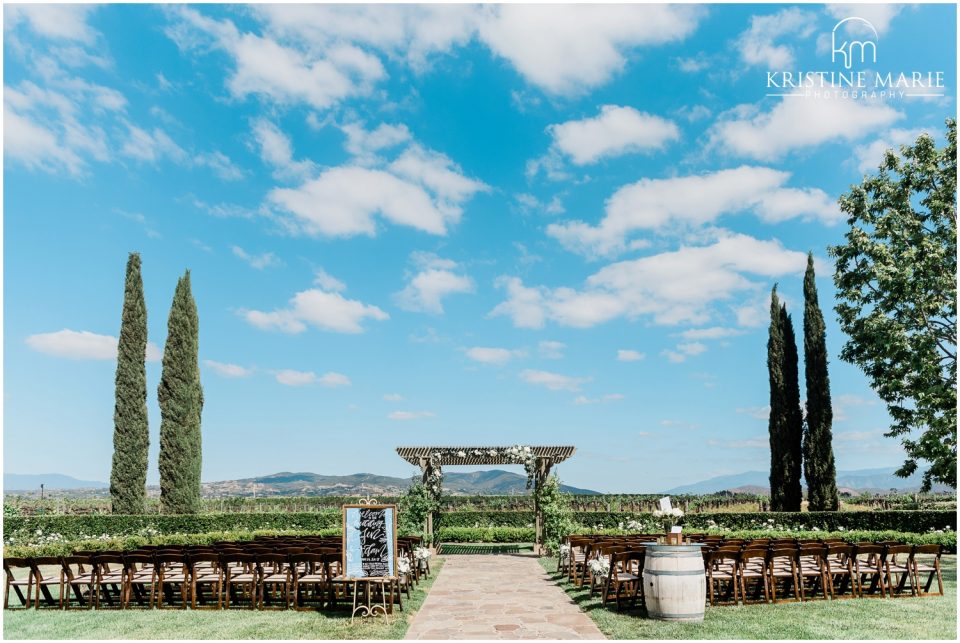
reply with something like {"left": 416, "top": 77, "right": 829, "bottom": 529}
{"left": 666, "top": 468, "right": 954, "bottom": 495}
{"left": 6, "top": 467, "right": 951, "bottom": 497}
{"left": 4, "top": 473, "right": 109, "bottom": 491}
{"left": 4, "top": 470, "right": 597, "bottom": 496}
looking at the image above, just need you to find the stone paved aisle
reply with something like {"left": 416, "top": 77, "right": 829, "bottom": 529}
{"left": 405, "top": 555, "right": 605, "bottom": 640}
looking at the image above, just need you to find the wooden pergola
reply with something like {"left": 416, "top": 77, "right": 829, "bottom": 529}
{"left": 395, "top": 445, "right": 577, "bottom": 552}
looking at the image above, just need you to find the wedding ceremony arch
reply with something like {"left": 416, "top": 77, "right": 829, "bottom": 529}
{"left": 395, "top": 445, "right": 577, "bottom": 551}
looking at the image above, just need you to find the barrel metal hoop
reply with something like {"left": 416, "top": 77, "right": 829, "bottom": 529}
{"left": 644, "top": 569, "right": 706, "bottom": 577}
{"left": 648, "top": 611, "right": 705, "bottom": 620}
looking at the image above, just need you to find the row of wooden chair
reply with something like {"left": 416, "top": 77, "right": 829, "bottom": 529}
{"left": 559, "top": 534, "right": 945, "bottom": 613}
{"left": 4, "top": 535, "right": 430, "bottom": 612}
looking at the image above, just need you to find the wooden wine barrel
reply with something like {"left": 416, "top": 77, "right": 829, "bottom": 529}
{"left": 642, "top": 544, "right": 706, "bottom": 622}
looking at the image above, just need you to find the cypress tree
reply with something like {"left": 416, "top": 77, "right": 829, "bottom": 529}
{"left": 158, "top": 271, "right": 203, "bottom": 514}
{"left": 767, "top": 286, "right": 787, "bottom": 510}
{"left": 109, "top": 253, "right": 149, "bottom": 514}
{"left": 803, "top": 253, "right": 839, "bottom": 510}
{"left": 780, "top": 304, "right": 804, "bottom": 511}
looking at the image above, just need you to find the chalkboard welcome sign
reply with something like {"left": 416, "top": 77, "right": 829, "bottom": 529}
{"left": 342, "top": 504, "right": 397, "bottom": 579}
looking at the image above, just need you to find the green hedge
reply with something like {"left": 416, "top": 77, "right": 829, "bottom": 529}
{"left": 436, "top": 527, "right": 536, "bottom": 543}
{"left": 440, "top": 511, "right": 535, "bottom": 528}
{"left": 3, "top": 511, "right": 341, "bottom": 541}
{"left": 572, "top": 529, "right": 956, "bottom": 553}
{"left": 3, "top": 528, "right": 343, "bottom": 558}
{"left": 571, "top": 510, "right": 955, "bottom": 532}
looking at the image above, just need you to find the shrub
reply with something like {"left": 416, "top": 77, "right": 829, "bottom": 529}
{"left": 435, "top": 527, "right": 535, "bottom": 543}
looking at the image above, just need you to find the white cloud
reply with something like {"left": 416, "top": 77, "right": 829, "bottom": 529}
{"left": 254, "top": 4, "right": 479, "bottom": 70}
{"left": 737, "top": 8, "right": 816, "bottom": 68}
{"left": 314, "top": 268, "right": 347, "bottom": 292}
{"left": 736, "top": 405, "right": 772, "bottom": 420}
{"left": 825, "top": 4, "right": 902, "bottom": 35}
{"left": 394, "top": 254, "right": 474, "bottom": 314}
{"left": 708, "top": 97, "right": 901, "bottom": 162}
{"left": 319, "top": 372, "right": 351, "bottom": 387}
{"left": 194, "top": 150, "right": 244, "bottom": 181}
{"left": 341, "top": 121, "right": 411, "bottom": 164}
{"left": 203, "top": 360, "right": 253, "bottom": 378}
{"left": 676, "top": 57, "right": 709, "bottom": 73}
{"left": 677, "top": 327, "right": 744, "bottom": 340}
{"left": 251, "top": 119, "right": 316, "bottom": 181}
{"left": 574, "top": 393, "right": 625, "bottom": 405}
{"left": 389, "top": 410, "right": 436, "bottom": 421}
{"left": 26, "top": 329, "right": 161, "bottom": 362}
{"left": 492, "top": 232, "right": 809, "bottom": 329}
{"left": 232, "top": 245, "right": 280, "bottom": 270}
{"left": 269, "top": 156, "right": 483, "bottom": 238}
{"left": 538, "top": 341, "right": 566, "bottom": 359}
{"left": 660, "top": 419, "right": 701, "bottom": 430}
{"left": 547, "top": 166, "right": 841, "bottom": 258}
{"left": 244, "top": 288, "right": 388, "bottom": 334}
{"left": 168, "top": 7, "right": 385, "bottom": 110}
{"left": 383, "top": 393, "right": 404, "bottom": 402}
{"left": 546, "top": 105, "right": 680, "bottom": 165}
{"left": 854, "top": 128, "right": 932, "bottom": 174}
{"left": 5, "top": 5, "right": 99, "bottom": 43}
{"left": 662, "top": 342, "right": 707, "bottom": 363}
{"left": 617, "top": 349, "right": 646, "bottom": 362}
{"left": 120, "top": 124, "right": 186, "bottom": 163}
{"left": 477, "top": 5, "right": 702, "bottom": 95}
{"left": 519, "top": 369, "right": 587, "bottom": 392}
{"left": 465, "top": 347, "right": 523, "bottom": 365}
{"left": 275, "top": 369, "right": 317, "bottom": 386}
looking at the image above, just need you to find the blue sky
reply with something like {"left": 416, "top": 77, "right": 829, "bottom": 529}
{"left": 3, "top": 3, "right": 956, "bottom": 492}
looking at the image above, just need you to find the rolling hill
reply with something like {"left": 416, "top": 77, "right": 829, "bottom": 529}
{"left": 665, "top": 467, "right": 953, "bottom": 494}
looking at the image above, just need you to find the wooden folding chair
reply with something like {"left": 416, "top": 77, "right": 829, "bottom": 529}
{"left": 766, "top": 546, "right": 799, "bottom": 603}
{"left": 61, "top": 556, "right": 97, "bottom": 609}
{"left": 797, "top": 544, "right": 829, "bottom": 601}
{"left": 824, "top": 543, "right": 857, "bottom": 599}
{"left": 289, "top": 552, "right": 328, "bottom": 611}
{"left": 123, "top": 553, "right": 158, "bottom": 609}
{"left": 221, "top": 552, "right": 258, "bottom": 610}
{"left": 911, "top": 544, "right": 944, "bottom": 597}
{"left": 853, "top": 544, "right": 887, "bottom": 598}
{"left": 28, "top": 556, "right": 63, "bottom": 609}
{"left": 92, "top": 554, "right": 128, "bottom": 609}
{"left": 257, "top": 553, "right": 291, "bottom": 610}
{"left": 603, "top": 550, "right": 643, "bottom": 611}
{"left": 706, "top": 549, "right": 740, "bottom": 606}
{"left": 3, "top": 558, "right": 34, "bottom": 609}
{"left": 883, "top": 544, "right": 917, "bottom": 597}
{"left": 739, "top": 549, "right": 771, "bottom": 604}
{"left": 187, "top": 553, "right": 223, "bottom": 610}
{"left": 154, "top": 552, "right": 189, "bottom": 609}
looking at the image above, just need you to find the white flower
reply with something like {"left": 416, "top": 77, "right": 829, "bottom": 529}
{"left": 397, "top": 558, "right": 411, "bottom": 574}
{"left": 414, "top": 547, "right": 432, "bottom": 561}
{"left": 587, "top": 558, "right": 610, "bottom": 576}
{"left": 457, "top": 451, "right": 466, "bottom": 458}
{"left": 559, "top": 544, "right": 571, "bottom": 561}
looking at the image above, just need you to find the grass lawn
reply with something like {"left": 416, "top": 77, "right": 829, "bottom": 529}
{"left": 539, "top": 555, "right": 958, "bottom": 639}
{"left": 3, "top": 559, "right": 443, "bottom": 640}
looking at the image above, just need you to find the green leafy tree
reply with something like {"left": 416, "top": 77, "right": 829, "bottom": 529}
{"left": 158, "top": 271, "right": 203, "bottom": 514}
{"left": 780, "top": 304, "right": 804, "bottom": 511}
{"left": 767, "top": 286, "right": 787, "bottom": 510}
{"left": 829, "top": 120, "right": 957, "bottom": 491}
{"left": 803, "top": 253, "right": 839, "bottom": 510}
{"left": 109, "top": 253, "right": 149, "bottom": 514}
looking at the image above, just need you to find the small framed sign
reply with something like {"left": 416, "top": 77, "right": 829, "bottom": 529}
{"left": 342, "top": 504, "right": 397, "bottom": 579}
{"left": 659, "top": 496, "right": 672, "bottom": 512}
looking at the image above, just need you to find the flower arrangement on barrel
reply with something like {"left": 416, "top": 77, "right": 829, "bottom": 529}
{"left": 653, "top": 507, "right": 685, "bottom": 533}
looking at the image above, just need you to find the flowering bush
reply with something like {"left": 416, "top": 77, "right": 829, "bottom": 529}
{"left": 587, "top": 558, "right": 610, "bottom": 576}
{"left": 413, "top": 546, "right": 431, "bottom": 561}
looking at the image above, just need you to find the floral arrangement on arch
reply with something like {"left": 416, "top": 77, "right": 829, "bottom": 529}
{"left": 424, "top": 445, "right": 539, "bottom": 490}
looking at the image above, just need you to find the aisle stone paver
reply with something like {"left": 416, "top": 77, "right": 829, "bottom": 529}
{"left": 405, "top": 555, "right": 605, "bottom": 640}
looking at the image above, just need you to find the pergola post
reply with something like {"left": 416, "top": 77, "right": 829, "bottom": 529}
{"left": 419, "top": 456, "right": 434, "bottom": 542}
{"left": 533, "top": 456, "right": 554, "bottom": 555}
